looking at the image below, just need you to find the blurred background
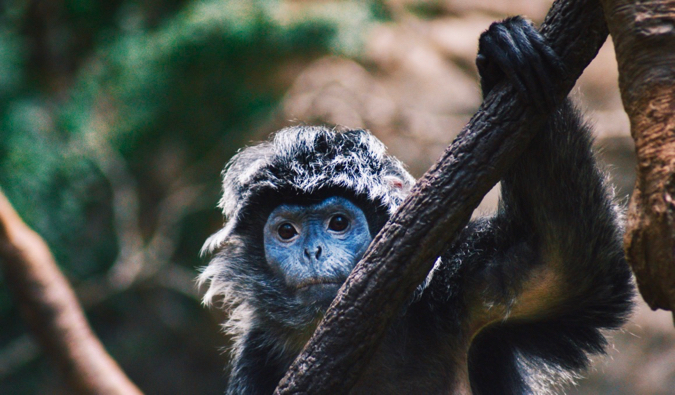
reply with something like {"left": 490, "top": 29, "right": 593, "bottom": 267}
{"left": 0, "top": 0, "right": 673, "bottom": 394}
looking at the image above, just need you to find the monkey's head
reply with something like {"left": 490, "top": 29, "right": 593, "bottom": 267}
{"left": 199, "top": 126, "right": 414, "bottom": 342}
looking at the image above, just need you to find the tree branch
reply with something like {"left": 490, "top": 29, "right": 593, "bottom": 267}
{"left": 600, "top": 0, "right": 675, "bottom": 322}
{"left": 0, "top": 190, "right": 142, "bottom": 395}
{"left": 275, "top": 0, "right": 609, "bottom": 393}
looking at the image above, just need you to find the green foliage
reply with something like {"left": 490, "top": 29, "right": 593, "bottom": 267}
{"left": 0, "top": 0, "right": 382, "bottom": 392}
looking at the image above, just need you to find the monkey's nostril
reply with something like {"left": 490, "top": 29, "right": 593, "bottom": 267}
{"left": 315, "top": 246, "right": 322, "bottom": 259}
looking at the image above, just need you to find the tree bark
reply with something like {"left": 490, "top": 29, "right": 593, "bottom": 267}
{"left": 0, "top": 190, "right": 143, "bottom": 395}
{"left": 600, "top": 0, "right": 675, "bottom": 321}
{"left": 275, "top": 0, "right": 610, "bottom": 393}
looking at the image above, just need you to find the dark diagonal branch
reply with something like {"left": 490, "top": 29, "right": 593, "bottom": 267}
{"left": 0, "top": 190, "right": 143, "bottom": 395}
{"left": 275, "top": 0, "right": 609, "bottom": 393}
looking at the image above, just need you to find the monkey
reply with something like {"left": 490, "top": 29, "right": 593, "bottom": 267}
{"left": 199, "top": 17, "right": 634, "bottom": 394}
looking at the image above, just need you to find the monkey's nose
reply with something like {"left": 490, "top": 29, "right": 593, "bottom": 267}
{"left": 304, "top": 246, "right": 322, "bottom": 260}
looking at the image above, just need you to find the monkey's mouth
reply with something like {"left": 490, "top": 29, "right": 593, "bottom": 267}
{"left": 294, "top": 278, "right": 344, "bottom": 290}
{"left": 293, "top": 278, "right": 345, "bottom": 308}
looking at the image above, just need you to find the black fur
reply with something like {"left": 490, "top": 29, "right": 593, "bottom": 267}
{"left": 200, "top": 17, "right": 634, "bottom": 394}
{"left": 200, "top": 126, "right": 415, "bottom": 256}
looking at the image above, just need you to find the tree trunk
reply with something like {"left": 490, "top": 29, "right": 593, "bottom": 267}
{"left": 601, "top": 0, "right": 675, "bottom": 321}
{"left": 0, "top": 191, "right": 143, "bottom": 395}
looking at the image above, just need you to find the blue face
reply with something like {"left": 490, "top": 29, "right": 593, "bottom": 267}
{"left": 264, "top": 196, "right": 372, "bottom": 308}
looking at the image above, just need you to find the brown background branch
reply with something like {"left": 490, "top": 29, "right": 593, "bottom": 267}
{"left": 0, "top": 190, "right": 142, "bottom": 395}
{"left": 275, "top": 0, "right": 610, "bottom": 393}
{"left": 601, "top": 0, "right": 675, "bottom": 320}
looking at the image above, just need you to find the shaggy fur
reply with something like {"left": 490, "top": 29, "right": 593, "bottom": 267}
{"left": 198, "top": 17, "right": 634, "bottom": 395}
{"left": 201, "top": 126, "right": 415, "bottom": 256}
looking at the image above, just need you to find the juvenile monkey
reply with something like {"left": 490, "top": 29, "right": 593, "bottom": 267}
{"left": 200, "top": 17, "right": 633, "bottom": 394}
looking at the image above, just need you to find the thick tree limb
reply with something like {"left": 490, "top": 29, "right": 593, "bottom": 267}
{"left": 275, "top": 0, "right": 609, "bottom": 393}
{"left": 600, "top": 0, "right": 675, "bottom": 321}
{"left": 0, "top": 190, "right": 142, "bottom": 395}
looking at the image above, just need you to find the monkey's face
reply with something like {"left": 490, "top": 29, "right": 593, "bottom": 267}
{"left": 263, "top": 196, "right": 372, "bottom": 309}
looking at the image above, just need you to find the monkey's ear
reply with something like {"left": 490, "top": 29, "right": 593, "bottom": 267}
{"left": 383, "top": 175, "right": 410, "bottom": 191}
{"left": 382, "top": 175, "right": 414, "bottom": 214}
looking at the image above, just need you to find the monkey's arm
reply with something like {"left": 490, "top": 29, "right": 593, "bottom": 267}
{"left": 423, "top": 17, "right": 633, "bottom": 393}
{"left": 466, "top": 97, "right": 633, "bottom": 330}
{"left": 472, "top": 17, "right": 633, "bottom": 328}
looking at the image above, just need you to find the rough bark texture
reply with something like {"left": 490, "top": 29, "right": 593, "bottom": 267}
{"left": 601, "top": 0, "right": 675, "bottom": 320}
{"left": 275, "top": 0, "right": 610, "bottom": 393}
{"left": 0, "top": 191, "right": 143, "bottom": 395}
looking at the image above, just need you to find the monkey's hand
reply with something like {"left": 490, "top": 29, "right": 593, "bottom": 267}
{"left": 476, "top": 16, "right": 565, "bottom": 112}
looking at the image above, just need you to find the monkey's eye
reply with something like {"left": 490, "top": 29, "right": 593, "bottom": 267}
{"left": 277, "top": 223, "right": 298, "bottom": 240}
{"left": 328, "top": 214, "right": 350, "bottom": 232}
